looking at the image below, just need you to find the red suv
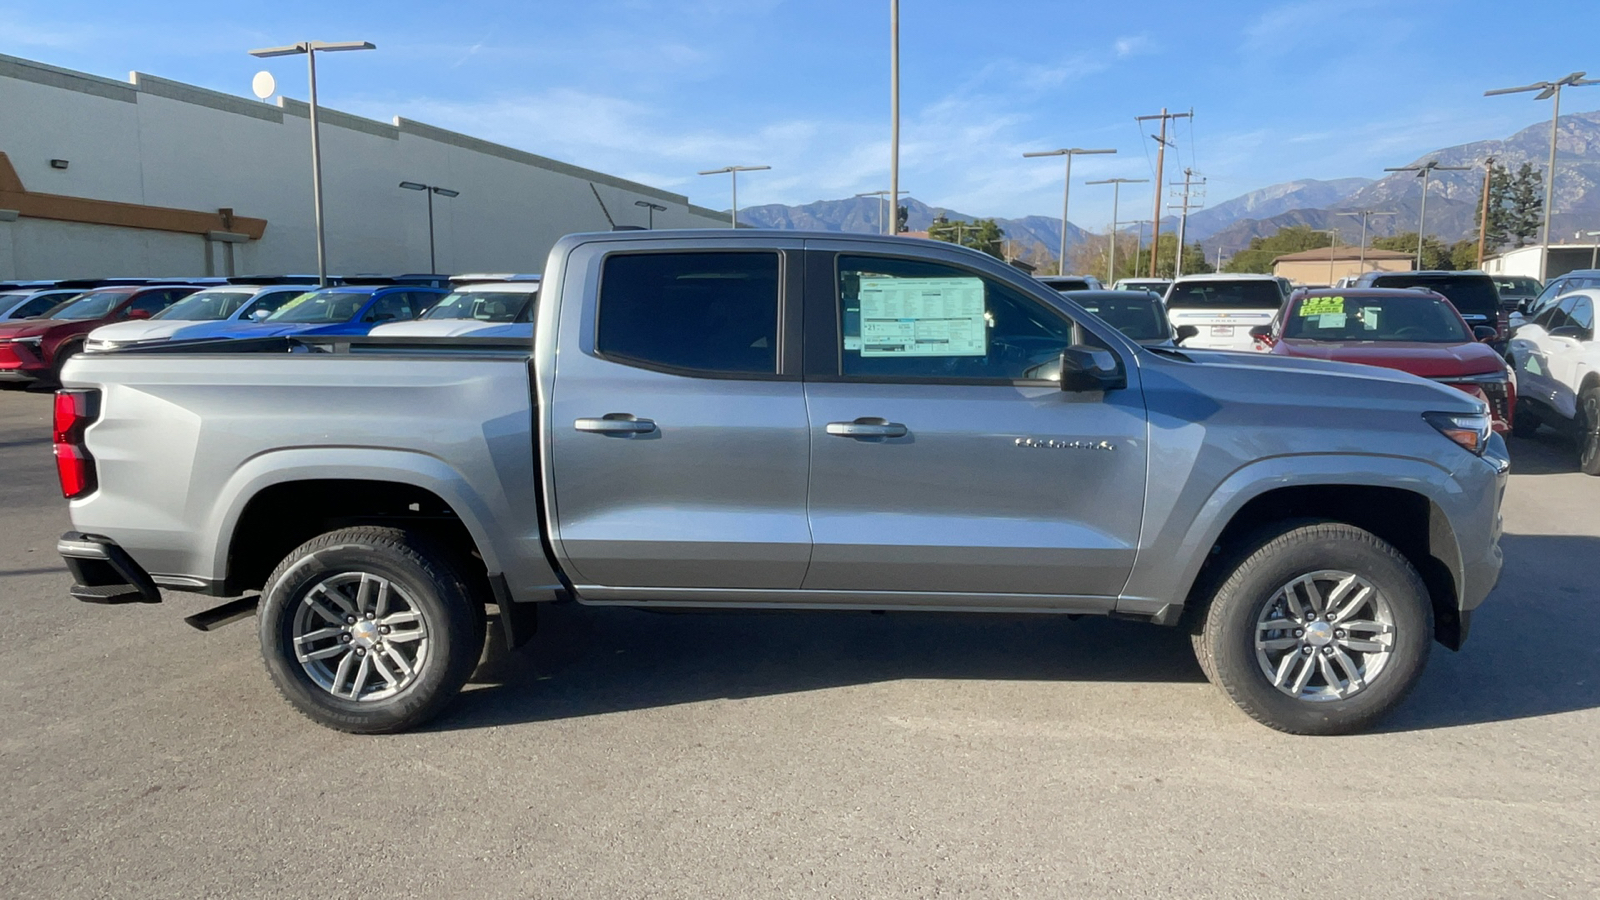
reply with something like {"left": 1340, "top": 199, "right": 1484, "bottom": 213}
{"left": 0, "top": 284, "right": 199, "bottom": 384}
{"left": 1255, "top": 288, "right": 1515, "bottom": 432}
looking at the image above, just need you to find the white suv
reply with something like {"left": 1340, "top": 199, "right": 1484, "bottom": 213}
{"left": 1507, "top": 288, "right": 1600, "bottom": 472}
{"left": 1162, "top": 273, "right": 1287, "bottom": 351}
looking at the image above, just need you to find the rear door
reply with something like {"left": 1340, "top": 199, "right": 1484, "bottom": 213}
{"left": 546, "top": 239, "right": 810, "bottom": 598}
{"left": 799, "top": 242, "right": 1148, "bottom": 605}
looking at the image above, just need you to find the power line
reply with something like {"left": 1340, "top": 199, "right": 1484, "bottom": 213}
{"left": 1135, "top": 107, "right": 1193, "bottom": 277}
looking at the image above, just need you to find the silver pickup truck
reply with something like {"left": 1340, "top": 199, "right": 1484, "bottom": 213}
{"left": 54, "top": 230, "right": 1508, "bottom": 735}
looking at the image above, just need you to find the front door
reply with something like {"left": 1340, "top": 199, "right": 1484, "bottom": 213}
{"left": 800, "top": 245, "right": 1149, "bottom": 603}
{"left": 547, "top": 243, "right": 810, "bottom": 597}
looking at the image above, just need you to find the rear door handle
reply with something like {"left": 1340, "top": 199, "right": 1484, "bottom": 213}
{"left": 575, "top": 414, "right": 657, "bottom": 435}
{"left": 826, "top": 417, "right": 908, "bottom": 439}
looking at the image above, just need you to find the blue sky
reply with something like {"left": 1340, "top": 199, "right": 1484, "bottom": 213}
{"left": 4, "top": 0, "right": 1597, "bottom": 229}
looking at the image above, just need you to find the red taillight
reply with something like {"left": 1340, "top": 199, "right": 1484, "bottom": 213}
{"left": 53, "top": 389, "right": 99, "bottom": 499}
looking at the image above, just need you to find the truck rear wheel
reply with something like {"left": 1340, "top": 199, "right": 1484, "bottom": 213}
{"left": 1578, "top": 386, "right": 1600, "bottom": 476}
{"left": 1192, "top": 522, "right": 1432, "bottom": 735}
{"left": 257, "top": 526, "right": 485, "bottom": 733}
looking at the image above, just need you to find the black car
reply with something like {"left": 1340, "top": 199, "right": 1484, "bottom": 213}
{"left": 1353, "top": 270, "right": 1506, "bottom": 347}
{"left": 1061, "top": 289, "right": 1184, "bottom": 346}
{"left": 1491, "top": 275, "right": 1543, "bottom": 312}
{"left": 1037, "top": 275, "right": 1104, "bottom": 292}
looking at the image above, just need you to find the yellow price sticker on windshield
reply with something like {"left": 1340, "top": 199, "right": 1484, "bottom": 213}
{"left": 1300, "top": 296, "right": 1345, "bottom": 317}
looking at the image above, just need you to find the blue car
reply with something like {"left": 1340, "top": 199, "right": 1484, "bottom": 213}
{"left": 166, "top": 284, "right": 447, "bottom": 342}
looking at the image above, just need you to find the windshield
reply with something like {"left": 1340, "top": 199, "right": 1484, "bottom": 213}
{"left": 1367, "top": 275, "right": 1499, "bottom": 318}
{"left": 153, "top": 289, "right": 256, "bottom": 321}
{"left": 1283, "top": 294, "right": 1471, "bottom": 343}
{"left": 1166, "top": 280, "right": 1284, "bottom": 309}
{"left": 1040, "top": 278, "right": 1090, "bottom": 292}
{"left": 266, "top": 290, "right": 369, "bottom": 323}
{"left": 421, "top": 290, "right": 534, "bottom": 322}
{"left": 0, "top": 292, "right": 27, "bottom": 316}
{"left": 45, "top": 290, "right": 128, "bottom": 321}
{"left": 1076, "top": 295, "right": 1169, "bottom": 342}
{"left": 1494, "top": 277, "right": 1540, "bottom": 296}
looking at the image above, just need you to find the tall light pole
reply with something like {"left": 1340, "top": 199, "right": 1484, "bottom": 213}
{"left": 1022, "top": 147, "right": 1117, "bottom": 275}
{"left": 1485, "top": 72, "right": 1599, "bottom": 280}
{"left": 398, "top": 182, "right": 458, "bottom": 273}
{"left": 697, "top": 165, "right": 770, "bottom": 228}
{"left": 855, "top": 189, "right": 907, "bottom": 235}
{"left": 889, "top": 0, "right": 900, "bottom": 236}
{"left": 1586, "top": 230, "right": 1600, "bottom": 269}
{"left": 1318, "top": 228, "right": 1342, "bottom": 285}
{"left": 1383, "top": 159, "right": 1470, "bottom": 269}
{"left": 1087, "top": 177, "right": 1148, "bottom": 284}
{"left": 250, "top": 40, "right": 376, "bottom": 286}
{"left": 1337, "top": 209, "right": 1397, "bottom": 275}
{"left": 1130, "top": 220, "right": 1153, "bottom": 276}
{"left": 634, "top": 200, "right": 667, "bottom": 229}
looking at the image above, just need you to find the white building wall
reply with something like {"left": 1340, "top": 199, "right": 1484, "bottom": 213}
{"left": 0, "top": 54, "right": 728, "bottom": 279}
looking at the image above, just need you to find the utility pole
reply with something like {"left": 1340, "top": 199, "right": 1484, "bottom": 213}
{"left": 1476, "top": 156, "right": 1496, "bottom": 267}
{"left": 1087, "top": 177, "right": 1148, "bottom": 284}
{"left": 1485, "top": 72, "right": 1599, "bottom": 279}
{"left": 1136, "top": 107, "right": 1192, "bottom": 277}
{"left": 1383, "top": 159, "right": 1470, "bottom": 269}
{"left": 889, "top": 0, "right": 900, "bottom": 237}
{"left": 1023, "top": 147, "right": 1117, "bottom": 275}
{"left": 1318, "top": 228, "right": 1342, "bottom": 286}
{"left": 1130, "top": 220, "right": 1152, "bottom": 275}
{"left": 1337, "top": 209, "right": 1397, "bottom": 275}
{"left": 1168, "top": 167, "right": 1205, "bottom": 279}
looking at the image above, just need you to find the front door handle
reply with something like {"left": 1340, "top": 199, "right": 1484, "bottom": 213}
{"left": 826, "top": 417, "right": 908, "bottom": 439}
{"left": 575, "top": 413, "right": 657, "bottom": 435}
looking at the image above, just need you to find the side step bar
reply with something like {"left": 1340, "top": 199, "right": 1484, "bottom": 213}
{"left": 184, "top": 596, "right": 259, "bottom": 632}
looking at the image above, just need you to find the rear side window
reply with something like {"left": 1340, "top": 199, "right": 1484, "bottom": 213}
{"left": 597, "top": 252, "right": 780, "bottom": 376}
{"left": 1166, "top": 280, "right": 1283, "bottom": 309}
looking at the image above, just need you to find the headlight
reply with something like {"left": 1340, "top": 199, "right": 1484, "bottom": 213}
{"left": 1424, "top": 410, "right": 1492, "bottom": 456}
{"left": 84, "top": 339, "right": 119, "bottom": 352}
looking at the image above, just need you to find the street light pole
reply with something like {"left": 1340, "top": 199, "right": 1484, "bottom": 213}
{"left": 697, "top": 165, "right": 770, "bottom": 228}
{"left": 634, "top": 200, "right": 667, "bottom": 229}
{"left": 1337, "top": 209, "right": 1397, "bottom": 275}
{"left": 1486, "top": 72, "right": 1599, "bottom": 280}
{"left": 1586, "top": 230, "right": 1600, "bottom": 269}
{"left": 250, "top": 40, "right": 376, "bottom": 286}
{"left": 1383, "top": 160, "right": 1470, "bottom": 269}
{"left": 1023, "top": 147, "right": 1117, "bottom": 275}
{"left": 398, "top": 182, "right": 459, "bottom": 273}
{"left": 889, "top": 0, "right": 900, "bottom": 236}
{"left": 1087, "top": 177, "right": 1148, "bottom": 284}
{"left": 854, "top": 190, "right": 907, "bottom": 235}
{"left": 1317, "top": 228, "right": 1342, "bottom": 285}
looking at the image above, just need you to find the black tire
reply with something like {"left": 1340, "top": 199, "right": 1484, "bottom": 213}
{"left": 258, "top": 526, "right": 486, "bottom": 733}
{"left": 51, "top": 341, "right": 81, "bottom": 384}
{"left": 1510, "top": 398, "right": 1541, "bottom": 439}
{"left": 1191, "top": 522, "right": 1432, "bottom": 736}
{"left": 1579, "top": 385, "right": 1600, "bottom": 476}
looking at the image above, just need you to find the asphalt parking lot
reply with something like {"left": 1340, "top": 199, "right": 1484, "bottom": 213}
{"left": 1, "top": 387, "right": 1596, "bottom": 899}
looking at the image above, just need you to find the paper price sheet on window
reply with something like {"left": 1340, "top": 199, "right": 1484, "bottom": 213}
{"left": 857, "top": 276, "right": 987, "bottom": 357}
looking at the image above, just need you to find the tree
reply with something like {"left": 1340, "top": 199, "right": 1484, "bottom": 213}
{"left": 1508, "top": 162, "right": 1543, "bottom": 248}
{"left": 928, "top": 216, "right": 1005, "bottom": 259}
{"left": 1221, "top": 225, "right": 1333, "bottom": 274}
{"left": 1129, "top": 233, "right": 1215, "bottom": 279}
{"left": 1372, "top": 232, "right": 1455, "bottom": 270}
{"left": 1483, "top": 163, "right": 1514, "bottom": 251}
{"left": 895, "top": 204, "right": 909, "bottom": 234}
{"left": 1449, "top": 239, "right": 1479, "bottom": 271}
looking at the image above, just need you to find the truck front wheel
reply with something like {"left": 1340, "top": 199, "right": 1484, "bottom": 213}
{"left": 1192, "top": 522, "right": 1432, "bottom": 735}
{"left": 257, "top": 527, "right": 485, "bottom": 733}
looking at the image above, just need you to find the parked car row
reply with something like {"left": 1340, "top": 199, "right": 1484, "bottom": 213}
{"left": 0, "top": 273, "right": 542, "bottom": 385}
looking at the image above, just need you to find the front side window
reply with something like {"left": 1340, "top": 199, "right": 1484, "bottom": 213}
{"left": 597, "top": 252, "right": 779, "bottom": 376}
{"left": 127, "top": 291, "right": 184, "bottom": 316}
{"left": 364, "top": 292, "right": 416, "bottom": 322}
{"left": 838, "top": 255, "right": 1074, "bottom": 381}
{"left": 46, "top": 290, "right": 127, "bottom": 321}
{"left": 1568, "top": 297, "right": 1594, "bottom": 338}
{"left": 240, "top": 289, "right": 305, "bottom": 318}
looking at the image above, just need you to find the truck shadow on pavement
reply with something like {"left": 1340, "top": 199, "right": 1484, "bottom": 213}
{"left": 1507, "top": 432, "right": 1580, "bottom": 475}
{"left": 435, "top": 533, "right": 1598, "bottom": 734}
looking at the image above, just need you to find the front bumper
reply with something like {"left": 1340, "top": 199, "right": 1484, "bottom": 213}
{"left": 58, "top": 532, "right": 162, "bottom": 604}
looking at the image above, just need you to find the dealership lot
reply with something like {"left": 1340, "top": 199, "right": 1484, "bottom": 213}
{"left": 1, "top": 388, "right": 1596, "bottom": 897}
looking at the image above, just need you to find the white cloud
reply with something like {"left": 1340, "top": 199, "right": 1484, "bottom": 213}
{"left": 1113, "top": 34, "right": 1155, "bottom": 58}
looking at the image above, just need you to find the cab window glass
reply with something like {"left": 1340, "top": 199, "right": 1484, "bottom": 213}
{"left": 1568, "top": 296, "right": 1594, "bottom": 336}
{"left": 364, "top": 292, "right": 414, "bottom": 322}
{"left": 597, "top": 252, "right": 780, "bottom": 376}
{"left": 837, "top": 255, "right": 1075, "bottom": 381}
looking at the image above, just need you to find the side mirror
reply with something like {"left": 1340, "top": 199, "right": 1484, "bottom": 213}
{"left": 250, "top": 308, "right": 272, "bottom": 321}
{"left": 1174, "top": 324, "right": 1199, "bottom": 344}
{"left": 1249, "top": 325, "right": 1273, "bottom": 339}
{"left": 124, "top": 308, "right": 152, "bottom": 320}
{"left": 1059, "top": 345, "right": 1126, "bottom": 393}
{"left": 1473, "top": 325, "right": 1498, "bottom": 342}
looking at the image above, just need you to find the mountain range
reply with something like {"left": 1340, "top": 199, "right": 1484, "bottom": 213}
{"left": 735, "top": 110, "right": 1600, "bottom": 264}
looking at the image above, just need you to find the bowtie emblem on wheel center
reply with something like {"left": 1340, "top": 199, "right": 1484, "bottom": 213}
{"left": 349, "top": 620, "right": 381, "bottom": 648}
{"left": 1303, "top": 621, "right": 1335, "bottom": 647}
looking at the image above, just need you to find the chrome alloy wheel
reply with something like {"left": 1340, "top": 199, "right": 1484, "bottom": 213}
{"left": 1254, "top": 570, "right": 1396, "bottom": 702}
{"left": 291, "top": 572, "right": 430, "bottom": 701}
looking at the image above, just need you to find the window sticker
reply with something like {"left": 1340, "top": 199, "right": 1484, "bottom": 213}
{"left": 857, "top": 276, "right": 987, "bottom": 357}
{"left": 1315, "top": 313, "right": 1348, "bottom": 328}
{"left": 1299, "top": 296, "right": 1345, "bottom": 317}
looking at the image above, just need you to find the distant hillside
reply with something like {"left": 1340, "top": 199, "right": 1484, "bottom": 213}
{"left": 735, "top": 196, "right": 1095, "bottom": 253}
{"left": 1167, "top": 177, "right": 1372, "bottom": 241}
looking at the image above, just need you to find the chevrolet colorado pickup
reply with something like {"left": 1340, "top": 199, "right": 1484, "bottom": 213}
{"left": 54, "top": 230, "right": 1508, "bottom": 735}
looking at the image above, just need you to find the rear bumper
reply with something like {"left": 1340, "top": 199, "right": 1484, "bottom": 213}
{"left": 57, "top": 532, "right": 162, "bottom": 604}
